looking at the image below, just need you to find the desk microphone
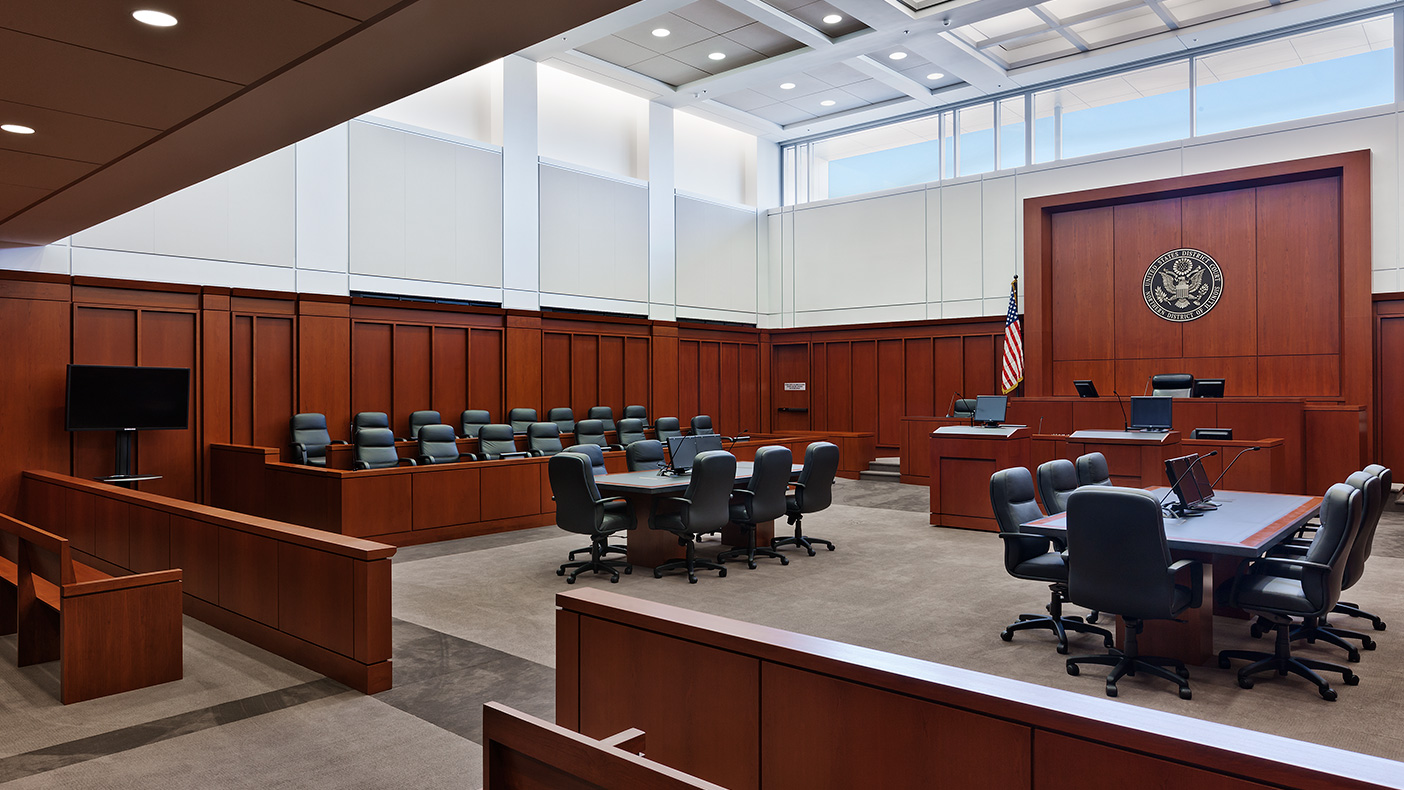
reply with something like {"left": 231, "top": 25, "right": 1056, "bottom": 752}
{"left": 1112, "top": 389, "right": 1130, "bottom": 431}
{"left": 945, "top": 391, "right": 962, "bottom": 418}
{"left": 1159, "top": 451, "right": 1217, "bottom": 517}
{"left": 1208, "top": 446, "right": 1262, "bottom": 491}
{"left": 1037, "top": 417, "right": 1044, "bottom": 435}
{"left": 1143, "top": 376, "right": 1152, "bottom": 396}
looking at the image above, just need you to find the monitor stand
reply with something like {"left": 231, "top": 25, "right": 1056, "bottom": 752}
{"left": 97, "top": 429, "right": 162, "bottom": 489}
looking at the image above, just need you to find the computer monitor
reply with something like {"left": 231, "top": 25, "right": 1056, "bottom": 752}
{"left": 1164, "top": 453, "right": 1208, "bottom": 511}
{"left": 1190, "top": 458, "right": 1215, "bottom": 503}
{"left": 665, "top": 434, "right": 723, "bottom": 472}
{"left": 1128, "top": 396, "right": 1172, "bottom": 431}
{"left": 972, "top": 395, "right": 1008, "bottom": 427}
{"left": 1193, "top": 378, "right": 1225, "bottom": 398}
{"left": 1073, "top": 380, "right": 1099, "bottom": 398}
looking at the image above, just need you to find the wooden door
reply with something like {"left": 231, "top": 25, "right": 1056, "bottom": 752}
{"left": 773, "top": 344, "right": 810, "bottom": 431}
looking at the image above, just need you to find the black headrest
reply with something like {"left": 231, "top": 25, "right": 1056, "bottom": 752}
{"left": 354, "top": 412, "right": 389, "bottom": 430}
{"left": 478, "top": 424, "right": 515, "bottom": 442}
{"left": 462, "top": 409, "right": 490, "bottom": 423}
{"left": 291, "top": 413, "right": 327, "bottom": 431}
{"left": 357, "top": 427, "right": 395, "bottom": 448}
{"left": 618, "top": 418, "right": 644, "bottom": 433}
{"left": 418, "top": 424, "right": 456, "bottom": 443}
{"left": 655, "top": 417, "right": 680, "bottom": 431}
{"left": 547, "top": 407, "right": 573, "bottom": 421}
{"left": 576, "top": 419, "right": 605, "bottom": 435}
{"left": 623, "top": 405, "right": 647, "bottom": 420}
{"left": 527, "top": 422, "right": 560, "bottom": 438}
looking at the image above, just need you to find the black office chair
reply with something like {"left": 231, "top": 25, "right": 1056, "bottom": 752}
{"left": 655, "top": 417, "right": 683, "bottom": 444}
{"left": 1036, "top": 459, "right": 1079, "bottom": 514}
{"left": 587, "top": 406, "right": 616, "bottom": 432}
{"left": 1219, "top": 483, "right": 1363, "bottom": 700}
{"left": 574, "top": 419, "right": 622, "bottom": 451}
{"left": 1075, "top": 452, "right": 1112, "bottom": 487}
{"left": 719, "top": 445, "right": 792, "bottom": 570}
{"left": 550, "top": 453, "right": 632, "bottom": 584}
{"left": 354, "top": 411, "right": 391, "bottom": 440}
{"left": 952, "top": 399, "right": 977, "bottom": 419}
{"left": 773, "top": 441, "right": 838, "bottom": 556}
{"left": 474, "top": 424, "right": 528, "bottom": 460}
{"left": 290, "top": 413, "right": 343, "bottom": 466}
{"left": 417, "top": 424, "right": 463, "bottom": 464}
{"left": 690, "top": 415, "right": 714, "bottom": 435}
{"left": 651, "top": 450, "right": 735, "bottom": 583}
{"left": 1064, "top": 487, "right": 1200, "bottom": 699}
{"left": 408, "top": 410, "right": 440, "bottom": 439}
{"left": 560, "top": 445, "right": 626, "bottom": 561}
{"left": 1151, "top": 374, "right": 1194, "bottom": 397}
{"left": 547, "top": 407, "right": 575, "bottom": 434}
{"left": 508, "top": 408, "right": 538, "bottom": 434}
{"left": 626, "top": 439, "right": 665, "bottom": 472}
{"left": 461, "top": 409, "right": 491, "bottom": 438}
{"left": 526, "top": 422, "right": 564, "bottom": 456}
{"left": 354, "top": 427, "right": 416, "bottom": 470}
{"left": 623, "top": 405, "right": 648, "bottom": 424}
{"left": 617, "top": 418, "right": 647, "bottom": 447}
{"left": 990, "top": 467, "right": 1112, "bottom": 655}
{"left": 1335, "top": 463, "right": 1391, "bottom": 632}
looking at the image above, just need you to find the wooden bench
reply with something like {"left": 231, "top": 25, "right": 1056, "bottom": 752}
{"left": 0, "top": 513, "right": 182, "bottom": 704}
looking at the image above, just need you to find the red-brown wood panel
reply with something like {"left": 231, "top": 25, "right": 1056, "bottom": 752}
{"left": 0, "top": 295, "right": 67, "bottom": 514}
{"left": 624, "top": 336, "right": 650, "bottom": 416}
{"left": 231, "top": 315, "right": 253, "bottom": 444}
{"left": 1378, "top": 315, "right": 1404, "bottom": 473}
{"left": 504, "top": 317, "right": 541, "bottom": 416}
{"left": 541, "top": 332, "right": 572, "bottom": 414}
{"left": 570, "top": 335, "right": 599, "bottom": 417}
{"left": 252, "top": 316, "right": 294, "bottom": 451}
{"left": 218, "top": 527, "right": 279, "bottom": 626}
{"left": 771, "top": 342, "right": 808, "bottom": 432}
{"left": 1050, "top": 360, "right": 1115, "bottom": 397}
{"left": 470, "top": 328, "right": 503, "bottom": 418}
{"left": 64, "top": 487, "right": 95, "bottom": 555}
{"left": 719, "top": 343, "right": 740, "bottom": 435}
{"left": 431, "top": 326, "right": 468, "bottom": 425}
{"left": 1182, "top": 188, "right": 1257, "bottom": 359}
{"left": 933, "top": 336, "right": 962, "bottom": 410}
{"left": 392, "top": 324, "right": 432, "bottom": 435}
{"left": 1033, "top": 732, "right": 1275, "bottom": 790}
{"left": 169, "top": 514, "right": 219, "bottom": 603}
{"left": 598, "top": 335, "right": 625, "bottom": 414}
{"left": 479, "top": 463, "right": 542, "bottom": 521}
{"left": 738, "top": 343, "right": 760, "bottom": 434}
{"left": 1051, "top": 206, "right": 1114, "bottom": 361}
{"left": 678, "top": 341, "right": 699, "bottom": 421}
{"left": 94, "top": 497, "right": 130, "bottom": 569}
{"left": 351, "top": 322, "right": 393, "bottom": 420}
{"left": 297, "top": 313, "right": 350, "bottom": 437}
{"left": 1257, "top": 178, "right": 1340, "bottom": 356}
{"left": 1258, "top": 355, "right": 1340, "bottom": 397}
{"left": 698, "top": 343, "right": 721, "bottom": 428}
{"left": 1113, "top": 198, "right": 1182, "bottom": 360}
{"left": 874, "top": 339, "right": 899, "bottom": 445}
{"left": 809, "top": 342, "right": 826, "bottom": 431}
{"left": 138, "top": 311, "right": 199, "bottom": 499}
{"left": 277, "top": 543, "right": 355, "bottom": 657}
{"left": 826, "top": 342, "right": 852, "bottom": 432}
{"left": 962, "top": 335, "right": 995, "bottom": 396}
{"left": 72, "top": 306, "right": 139, "bottom": 483}
{"left": 128, "top": 505, "right": 171, "bottom": 573}
{"left": 852, "top": 340, "right": 879, "bottom": 439}
{"left": 904, "top": 338, "right": 933, "bottom": 417}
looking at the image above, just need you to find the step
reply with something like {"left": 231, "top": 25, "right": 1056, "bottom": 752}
{"left": 867, "top": 457, "right": 900, "bottom": 472}
{"left": 858, "top": 469, "right": 902, "bottom": 483}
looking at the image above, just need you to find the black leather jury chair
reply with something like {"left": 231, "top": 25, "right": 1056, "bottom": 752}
{"left": 1336, "top": 463, "right": 1391, "bottom": 632}
{"left": 547, "top": 407, "right": 575, "bottom": 434}
{"left": 354, "top": 411, "right": 391, "bottom": 440}
{"left": 574, "top": 419, "right": 622, "bottom": 451}
{"left": 560, "top": 446, "right": 626, "bottom": 561}
{"left": 952, "top": 399, "right": 977, "bottom": 419}
{"left": 508, "top": 408, "right": 537, "bottom": 434}
{"left": 690, "top": 415, "right": 714, "bottom": 435}
{"left": 460, "top": 410, "right": 490, "bottom": 438}
{"left": 408, "top": 410, "right": 440, "bottom": 439}
{"left": 550, "top": 453, "right": 632, "bottom": 584}
{"left": 1036, "top": 459, "right": 1079, "bottom": 515}
{"left": 627, "top": 439, "right": 666, "bottom": 472}
{"left": 773, "top": 441, "right": 838, "bottom": 556}
{"left": 417, "top": 424, "right": 462, "bottom": 464}
{"left": 1218, "top": 483, "right": 1363, "bottom": 701}
{"left": 617, "top": 418, "right": 647, "bottom": 447}
{"left": 1151, "top": 374, "right": 1194, "bottom": 397}
{"left": 474, "top": 424, "right": 527, "bottom": 460}
{"left": 527, "top": 422, "right": 564, "bottom": 456}
{"left": 354, "top": 428, "right": 415, "bottom": 470}
{"left": 587, "top": 406, "right": 616, "bottom": 432}
{"left": 1075, "top": 452, "right": 1112, "bottom": 487}
{"left": 290, "top": 413, "right": 342, "bottom": 466}
{"left": 654, "top": 417, "right": 683, "bottom": 444}
{"left": 990, "top": 467, "right": 1112, "bottom": 655}
{"left": 623, "top": 405, "right": 648, "bottom": 424}
{"left": 719, "top": 445, "right": 792, "bottom": 570}
{"left": 1064, "top": 487, "right": 1200, "bottom": 699}
{"left": 651, "top": 450, "right": 736, "bottom": 583}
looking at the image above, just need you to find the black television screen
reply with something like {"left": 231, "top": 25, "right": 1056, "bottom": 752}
{"left": 1164, "top": 453, "right": 1207, "bottom": 510}
{"left": 973, "top": 395, "right": 1008, "bottom": 426}
{"left": 1190, "top": 458, "right": 1215, "bottom": 502}
{"left": 66, "top": 365, "right": 191, "bottom": 431}
{"left": 666, "top": 434, "right": 723, "bottom": 471}
{"left": 1193, "top": 378, "right": 1225, "bottom": 398}
{"left": 1129, "top": 396, "right": 1172, "bottom": 431}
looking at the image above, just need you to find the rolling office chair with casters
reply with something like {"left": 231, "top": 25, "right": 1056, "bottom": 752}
{"left": 559, "top": 446, "right": 627, "bottom": 561}
{"left": 990, "top": 467, "right": 1112, "bottom": 655}
{"left": 1063, "top": 487, "right": 1200, "bottom": 700}
{"left": 526, "top": 422, "right": 564, "bottom": 456}
{"left": 353, "top": 428, "right": 416, "bottom": 470}
{"left": 549, "top": 453, "right": 632, "bottom": 584}
{"left": 565, "top": 443, "right": 609, "bottom": 477}
{"left": 1036, "top": 458, "right": 1098, "bottom": 623}
{"left": 460, "top": 410, "right": 490, "bottom": 438}
{"left": 587, "top": 406, "right": 616, "bottom": 432}
{"left": 773, "top": 441, "right": 839, "bottom": 556}
{"left": 690, "top": 415, "right": 715, "bottom": 435}
{"left": 353, "top": 411, "right": 391, "bottom": 440}
{"left": 574, "top": 419, "right": 622, "bottom": 451}
{"left": 1075, "top": 452, "right": 1112, "bottom": 487}
{"left": 623, "top": 405, "right": 647, "bottom": 424}
{"left": 1335, "top": 463, "right": 1391, "bottom": 632}
{"left": 654, "top": 417, "right": 683, "bottom": 444}
{"left": 417, "top": 424, "right": 463, "bottom": 464}
{"left": 626, "top": 439, "right": 666, "bottom": 472}
{"left": 651, "top": 450, "right": 736, "bottom": 583}
{"left": 951, "top": 399, "right": 977, "bottom": 419}
{"left": 408, "top": 410, "right": 440, "bottom": 440}
{"left": 547, "top": 407, "right": 575, "bottom": 434}
{"left": 1151, "top": 374, "right": 1194, "bottom": 397}
{"left": 290, "top": 413, "right": 344, "bottom": 466}
{"left": 616, "top": 418, "right": 647, "bottom": 447}
{"left": 508, "top": 408, "right": 538, "bottom": 434}
{"left": 1218, "top": 483, "right": 1363, "bottom": 701}
{"left": 718, "top": 445, "right": 792, "bottom": 570}
{"left": 473, "top": 424, "right": 528, "bottom": 461}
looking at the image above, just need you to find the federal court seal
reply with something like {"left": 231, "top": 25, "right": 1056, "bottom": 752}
{"left": 1143, "top": 248, "right": 1223, "bottom": 322}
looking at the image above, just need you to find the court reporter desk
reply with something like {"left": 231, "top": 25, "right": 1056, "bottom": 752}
{"left": 930, "top": 425, "right": 1031, "bottom": 530}
{"left": 1064, "top": 429, "right": 1182, "bottom": 487}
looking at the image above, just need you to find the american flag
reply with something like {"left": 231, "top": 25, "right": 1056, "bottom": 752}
{"left": 1000, "top": 277, "right": 1023, "bottom": 395}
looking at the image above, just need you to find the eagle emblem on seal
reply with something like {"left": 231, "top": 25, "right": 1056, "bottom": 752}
{"left": 1142, "top": 248, "right": 1223, "bottom": 322}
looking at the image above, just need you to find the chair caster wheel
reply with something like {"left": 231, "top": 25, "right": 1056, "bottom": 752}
{"left": 566, "top": 577, "right": 576, "bottom": 584}
{"left": 1362, "top": 638, "right": 1376, "bottom": 650}
{"left": 1375, "top": 621, "right": 1387, "bottom": 631}
{"left": 1087, "top": 613, "right": 1099, "bottom": 624}
{"left": 609, "top": 576, "right": 619, "bottom": 583}
{"left": 826, "top": 544, "right": 835, "bottom": 551}
{"left": 1176, "top": 666, "right": 1190, "bottom": 679}
{"left": 624, "top": 567, "right": 632, "bottom": 575}
{"left": 1056, "top": 643, "right": 1069, "bottom": 655}
{"left": 653, "top": 570, "right": 663, "bottom": 579}
{"left": 779, "top": 557, "right": 789, "bottom": 566}
{"left": 1219, "top": 657, "right": 1231, "bottom": 669}
{"left": 1238, "top": 677, "right": 1254, "bottom": 690}
{"left": 1178, "top": 688, "right": 1192, "bottom": 700}
{"left": 1000, "top": 630, "right": 1013, "bottom": 642}
{"left": 1347, "top": 650, "right": 1360, "bottom": 663}
{"left": 1344, "top": 673, "right": 1360, "bottom": 686}
{"left": 1103, "top": 638, "right": 1114, "bottom": 649}
{"left": 1320, "top": 688, "right": 1337, "bottom": 701}
{"left": 556, "top": 569, "right": 565, "bottom": 576}
{"left": 1105, "top": 684, "right": 1117, "bottom": 698}
{"left": 747, "top": 562, "right": 757, "bottom": 570}
{"left": 1249, "top": 624, "right": 1264, "bottom": 638}
{"left": 718, "top": 569, "right": 727, "bottom": 578}
{"left": 688, "top": 576, "right": 698, "bottom": 584}
{"left": 1066, "top": 663, "right": 1079, "bottom": 676}
{"left": 807, "top": 549, "right": 817, "bottom": 557}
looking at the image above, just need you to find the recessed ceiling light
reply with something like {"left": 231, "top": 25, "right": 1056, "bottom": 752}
{"left": 822, "top": 14, "right": 843, "bottom": 24}
{"left": 927, "top": 72, "right": 945, "bottom": 80}
{"left": 1, "top": 124, "right": 35, "bottom": 135}
{"left": 820, "top": 99, "right": 836, "bottom": 107}
{"left": 132, "top": 9, "right": 178, "bottom": 27}
{"left": 652, "top": 28, "right": 670, "bottom": 37}
{"left": 780, "top": 82, "right": 796, "bottom": 90}
{"left": 708, "top": 52, "right": 726, "bottom": 61}
{"left": 889, "top": 52, "right": 908, "bottom": 61}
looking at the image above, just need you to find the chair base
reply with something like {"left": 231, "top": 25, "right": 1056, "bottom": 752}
{"left": 1002, "top": 613, "right": 1112, "bottom": 655}
{"left": 1066, "top": 618, "right": 1191, "bottom": 699}
{"left": 771, "top": 513, "right": 834, "bottom": 556}
{"left": 568, "top": 543, "right": 626, "bottom": 561}
{"left": 718, "top": 523, "right": 789, "bottom": 570}
{"left": 1220, "top": 618, "right": 1359, "bottom": 701}
{"left": 1336, "top": 600, "right": 1387, "bottom": 631}
{"left": 654, "top": 536, "right": 726, "bottom": 584}
{"left": 1250, "top": 614, "right": 1375, "bottom": 661}
{"left": 556, "top": 555, "right": 631, "bottom": 584}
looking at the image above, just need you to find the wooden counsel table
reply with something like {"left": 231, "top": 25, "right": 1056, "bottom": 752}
{"left": 1021, "top": 489, "right": 1321, "bottom": 665}
{"left": 594, "top": 462, "right": 802, "bottom": 568}
{"left": 1064, "top": 429, "right": 1181, "bottom": 487}
{"left": 930, "top": 425, "right": 1030, "bottom": 530}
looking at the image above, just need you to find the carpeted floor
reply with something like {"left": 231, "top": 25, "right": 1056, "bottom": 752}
{"left": 2, "top": 477, "right": 1402, "bottom": 785}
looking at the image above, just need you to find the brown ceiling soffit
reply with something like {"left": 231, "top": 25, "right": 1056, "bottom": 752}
{"left": 0, "top": 0, "right": 636, "bottom": 248}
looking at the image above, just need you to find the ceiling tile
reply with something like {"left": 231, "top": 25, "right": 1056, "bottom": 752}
{"left": 840, "top": 79, "right": 905, "bottom": 103}
{"left": 615, "top": 14, "right": 714, "bottom": 54}
{"left": 673, "top": 0, "right": 755, "bottom": 35}
{"left": 805, "top": 61, "right": 868, "bottom": 87}
{"left": 1069, "top": 7, "right": 1165, "bottom": 47}
{"left": 759, "top": 0, "right": 810, "bottom": 11}
{"left": 0, "top": 149, "right": 97, "bottom": 191}
{"left": 630, "top": 54, "right": 713, "bottom": 86}
{"left": 577, "top": 35, "right": 660, "bottom": 68}
{"left": 790, "top": 86, "right": 868, "bottom": 116}
{"left": 750, "top": 102, "right": 818, "bottom": 125}
{"left": 0, "top": 181, "right": 49, "bottom": 220}
{"left": 869, "top": 48, "right": 933, "bottom": 71}
{"left": 669, "top": 35, "right": 766, "bottom": 74}
{"left": 295, "top": 0, "right": 402, "bottom": 21}
{"left": 0, "top": 100, "right": 158, "bottom": 163}
{"left": 788, "top": 1, "right": 869, "bottom": 38}
{"left": 753, "top": 74, "right": 833, "bottom": 102}
{"left": 726, "top": 22, "right": 805, "bottom": 57}
{"left": 715, "top": 88, "right": 780, "bottom": 112}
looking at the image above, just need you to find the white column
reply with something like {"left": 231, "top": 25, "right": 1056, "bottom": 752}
{"left": 501, "top": 55, "right": 541, "bottom": 311}
{"left": 294, "top": 123, "right": 350, "bottom": 295}
{"left": 648, "top": 101, "right": 676, "bottom": 321}
{"left": 755, "top": 139, "right": 780, "bottom": 326}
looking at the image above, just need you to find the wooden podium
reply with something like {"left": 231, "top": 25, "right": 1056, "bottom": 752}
{"left": 1064, "top": 430, "right": 1181, "bottom": 487}
{"left": 930, "top": 425, "right": 1030, "bottom": 531}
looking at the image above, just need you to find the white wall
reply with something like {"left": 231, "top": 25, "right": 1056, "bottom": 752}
{"left": 538, "top": 163, "right": 649, "bottom": 310}
{"left": 364, "top": 60, "right": 503, "bottom": 147}
{"left": 537, "top": 63, "right": 648, "bottom": 180}
{"left": 675, "top": 110, "right": 757, "bottom": 207}
{"left": 675, "top": 195, "right": 759, "bottom": 322}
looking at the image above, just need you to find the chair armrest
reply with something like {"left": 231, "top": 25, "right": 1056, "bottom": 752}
{"left": 353, "top": 460, "right": 369, "bottom": 470}
{"left": 1168, "top": 559, "right": 1203, "bottom": 609}
{"left": 331, "top": 440, "right": 350, "bottom": 445}
{"left": 464, "top": 452, "right": 480, "bottom": 462}
{"left": 418, "top": 455, "right": 432, "bottom": 465}
{"left": 291, "top": 442, "right": 308, "bottom": 465}
{"left": 397, "top": 457, "right": 417, "bottom": 467}
{"left": 997, "top": 533, "right": 1049, "bottom": 549}
{"left": 607, "top": 444, "right": 625, "bottom": 451}
{"left": 498, "top": 451, "right": 530, "bottom": 460}
{"left": 790, "top": 481, "right": 807, "bottom": 491}
{"left": 1250, "top": 556, "right": 1331, "bottom": 576}
{"left": 528, "top": 449, "right": 544, "bottom": 457}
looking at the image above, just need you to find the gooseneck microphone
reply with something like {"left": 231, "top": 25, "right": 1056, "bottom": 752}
{"left": 945, "top": 391, "right": 962, "bottom": 418}
{"left": 1112, "top": 388, "right": 1130, "bottom": 431}
{"left": 1159, "top": 451, "right": 1218, "bottom": 517}
{"left": 1209, "top": 446, "right": 1263, "bottom": 491}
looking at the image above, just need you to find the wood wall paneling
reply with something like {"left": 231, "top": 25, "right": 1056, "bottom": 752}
{"left": 738, "top": 343, "right": 760, "bottom": 434}
{"left": 0, "top": 289, "right": 69, "bottom": 514}
{"left": 231, "top": 314, "right": 254, "bottom": 445}
{"left": 504, "top": 315, "right": 542, "bottom": 417}
{"left": 697, "top": 342, "right": 721, "bottom": 428}
{"left": 1256, "top": 179, "right": 1340, "bottom": 358}
{"left": 470, "top": 328, "right": 504, "bottom": 419}
{"left": 72, "top": 306, "right": 138, "bottom": 484}
{"left": 771, "top": 342, "right": 809, "bottom": 432}
{"left": 431, "top": 326, "right": 468, "bottom": 427}
{"left": 678, "top": 341, "right": 699, "bottom": 422}
{"left": 1113, "top": 199, "right": 1183, "bottom": 361}
{"left": 1377, "top": 313, "right": 1404, "bottom": 473}
{"left": 542, "top": 332, "right": 572, "bottom": 415}
{"left": 250, "top": 316, "right": 294, "bottom": 454}
{"left": 962, "top": 335, "right": 996, "bottom": 398}
{"left": 1050, "top": 207, "right": 1114, "bottom": 363}
{"left": 296, "top": 311, "right": 350, "bottom": 438}
{"left": 624, "top": 336, "right": 650, "bottom": 416}
{"left": 873, "top": 339, "right": 898, "bottom": 444}
{"left": 598, "top": 335, "right": 624, "bottom": 415}
{"left": 570, "top": 335, "right": 599, "bottom": 417}
{"left": 1181, "top": 189, "right": 1257, "bottom": 359}
{"left": 351, "top": 322, "right": 393, "bottom": 426}
{"left": 392, "top": 324, "right": 432, "bottom": 436}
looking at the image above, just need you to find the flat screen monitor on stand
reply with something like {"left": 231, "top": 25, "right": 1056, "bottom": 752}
{"left": 65, "top": 364, "right": 190, "bottom": 487}
{"left": 1163, "top": 453, "right": 1214, "bottom": 517}
{"left": 1128, "top": 396, "right": 1172, "bottom": 432}
{"left": 972, "top": 395, "right": 1008, "bottom": 428}
{"left": 1193, "top": 378, "right": 1225, "bottom": 398}
{"left": 665, "top": 434, "right": 723, "bottom": 473}
{"left": 1073, "top": 380, "right": 1099, "bottom": 398}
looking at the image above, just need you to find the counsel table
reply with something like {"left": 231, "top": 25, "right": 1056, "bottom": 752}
{"left": 1021, "top": 489, "right": 1321, "bottom": 665}
{"left": 595, "top": 463, "right": 802, "bottom": 568}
